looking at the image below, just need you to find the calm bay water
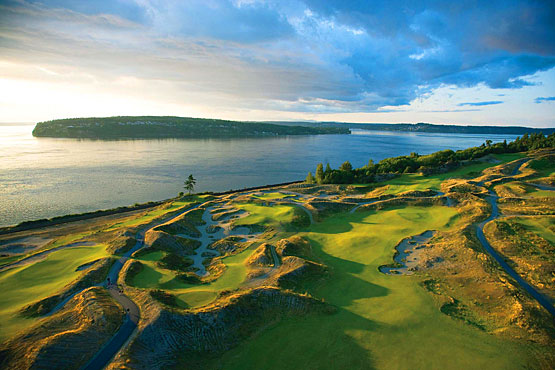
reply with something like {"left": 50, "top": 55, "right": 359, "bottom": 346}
{"left": 0, "top": 123, "right": 517, "bottom": 227}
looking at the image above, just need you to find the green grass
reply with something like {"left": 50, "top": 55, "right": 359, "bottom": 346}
{"left": 233, "top": 203, "right": 299, "bottom": 229}
{"left": 130, "top": 200, "right": 304, "bottom": 309}
{"left": 0, "top": 232, "right": 92, "bottom": 268}
{"left": 218, "top": 205, "right": 537, "bottom": 369}
{"left": 0, "top": 244, "right": 109, "bottom": 340}
{"left": 132, "top": 250, "right": 177, "bottom": 289}
{"left": 527, "top": 158, "right": 555, "bottom": 178}
{"left": 381, "top": 153, "right": 525, "bottom": 195}
{"left": 251, "top": 192, "right": 296, "bottom": 200}
{"left": 528, "top": 189, "right": 555, "bottom": 198}
{"left": 502, "top": 181, "right": 555, "bottom": 198}
{"left": 0, "top": 255, "right": 23, "bottom": 268}
{"left": 131, "top": 244, "right": 259, "bottom": 309}
{"left": 510, "top": 216, "right": 555, "bottom": 245}
{"left": 105, "top": 197, "right": 205, "bottom": 231}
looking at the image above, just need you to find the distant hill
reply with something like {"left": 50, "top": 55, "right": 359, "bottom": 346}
{"left": 271, "top": 121, "right": 555, "bottom": 135}
{"left": 32, "top": 116, "right": 350, "bottom": 139}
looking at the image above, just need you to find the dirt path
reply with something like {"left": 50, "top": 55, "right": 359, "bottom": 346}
{"left": 84, "top": 191, "right": 296, "bottom": 367}
{"left": 476, "top": 160, "right": 555, "bottom": 317}
{"left": 79, "top": 201, "right": 209, "bottom": 370}
{"left": 82, "top": 288, "right": 139, "bottom": 370}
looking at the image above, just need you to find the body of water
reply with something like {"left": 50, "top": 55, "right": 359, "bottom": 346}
{"left": 0, "top": 123, "right": 517, "bottom": 227}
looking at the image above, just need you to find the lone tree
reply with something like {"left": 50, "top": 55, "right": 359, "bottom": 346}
{"left": 184, "top": 174, "right": 196, "bottom": 195}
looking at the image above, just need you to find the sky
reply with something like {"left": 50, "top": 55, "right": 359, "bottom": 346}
{"left": 0, "top": 0, "right": 554, "bottom": 127}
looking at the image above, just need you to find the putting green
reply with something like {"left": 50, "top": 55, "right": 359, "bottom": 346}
{"left": 0, "top": 244, "right": 109, "bottom": 341}
{"left": 218, "top": 205, "right": 536, "bottom": 369}
{"left": 0, "top": 232, "right": 93, "bottom": 268}
{"left": 234, "top": 203, "right": 300, "bottom": 229}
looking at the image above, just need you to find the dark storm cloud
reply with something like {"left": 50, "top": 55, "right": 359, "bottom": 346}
{"left": 298, "top": 0, "right": 555, "bottom": 107}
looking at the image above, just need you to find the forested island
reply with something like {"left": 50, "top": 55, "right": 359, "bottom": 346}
{"left": 32, "top": 116, "right": 554, "bottom": 139}
{"left": 32, "top": 116, "right": 350, "bottom": 139}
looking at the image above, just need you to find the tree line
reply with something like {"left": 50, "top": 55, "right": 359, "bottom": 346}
{"left": 32, "top": 116, "right": 349, "bottom": 139}
{"left": 306, "top": 133, "right": 555, "bottom": 185}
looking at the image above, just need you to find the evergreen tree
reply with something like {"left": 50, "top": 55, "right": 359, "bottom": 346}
{"left": 315, "top": 163, "right": 324, "bottom": 184}
{"left": 325, "top": 163, "right": 332, "bottom": 175}
{"left": 184, "top": 174, "right": 196, "bottom": 195}
{"left": 339, "top": 161, "right": 353, "bottom": 172}
{"left": 305, "top": 172, "right": 315, "bottom": 184}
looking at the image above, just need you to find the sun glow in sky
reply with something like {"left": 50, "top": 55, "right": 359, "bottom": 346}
{"left": 0, "top": 0, "right": 554, "bottom": 127}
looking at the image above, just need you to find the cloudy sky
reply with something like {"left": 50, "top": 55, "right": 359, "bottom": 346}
{"left": 0, "top": 0, "right": 554, "bottom": 127}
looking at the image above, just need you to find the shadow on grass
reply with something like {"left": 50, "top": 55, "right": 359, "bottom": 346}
{"left": 308, "top": 239, "right": 389, "bottom": 307}
{"left": 131, "top": 264, "right": 164, "bottom": 289}
{"left": 202, "top": 303, "right": 379, "bottom": 370}
{"left": 310, "top": 210, "right": 380, "bottom": 234}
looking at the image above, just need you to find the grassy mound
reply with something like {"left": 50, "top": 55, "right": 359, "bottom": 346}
{"left": 0, "top": 243, "right": 110, "bottom": 341}
{"left": 157, "top": 253, "right": 193, "bottom": 271}
{"left": 119, "top": 287, "right": 333, "bottom": 369}
{"left": 275, "top": 236, "right": 313, "bottom": 259}
{"left": 106, "top": 231, "right": 136, "bottom": 254}
{"left": 153, "top": 210, "right": 203, "bottom": 237}
{"left": 144, "top": 230, "right": 200, "bottom": 255}
{"left": 245, "top": 243, "right": 273, "bottom": 267}
{"left": 208, "top": 236, "right": 247, "bottom": 256}
{"left": 275, "top": 256, "right": 328, "bottom": 290}
{"left": 233, "top": 203, "right": 310, "bottom": 231}
{"left": 484, "top": 216, "right": 555, "bottom": 302}
{"left": 20, "top": 257, "right": 114, "bottom": 317}
{"left": 0, "top": 287, "right": 123, "bottom": 370}
{"left": 149, "top": 289, "right": 179, "bottom": 308}
{"left": 216, "top": 205, "right": 548, "bottom": 369}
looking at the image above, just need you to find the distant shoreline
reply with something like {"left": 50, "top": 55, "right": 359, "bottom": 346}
{"left": 272, "top": 121, "right": 555, "bottom": 135}
{"left": 28, "top": 117, "right": 555, "bottom": 138}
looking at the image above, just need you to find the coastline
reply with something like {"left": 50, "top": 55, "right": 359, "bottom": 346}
{"left": 0, "top": 180, "right": 303, "bottom": 235}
